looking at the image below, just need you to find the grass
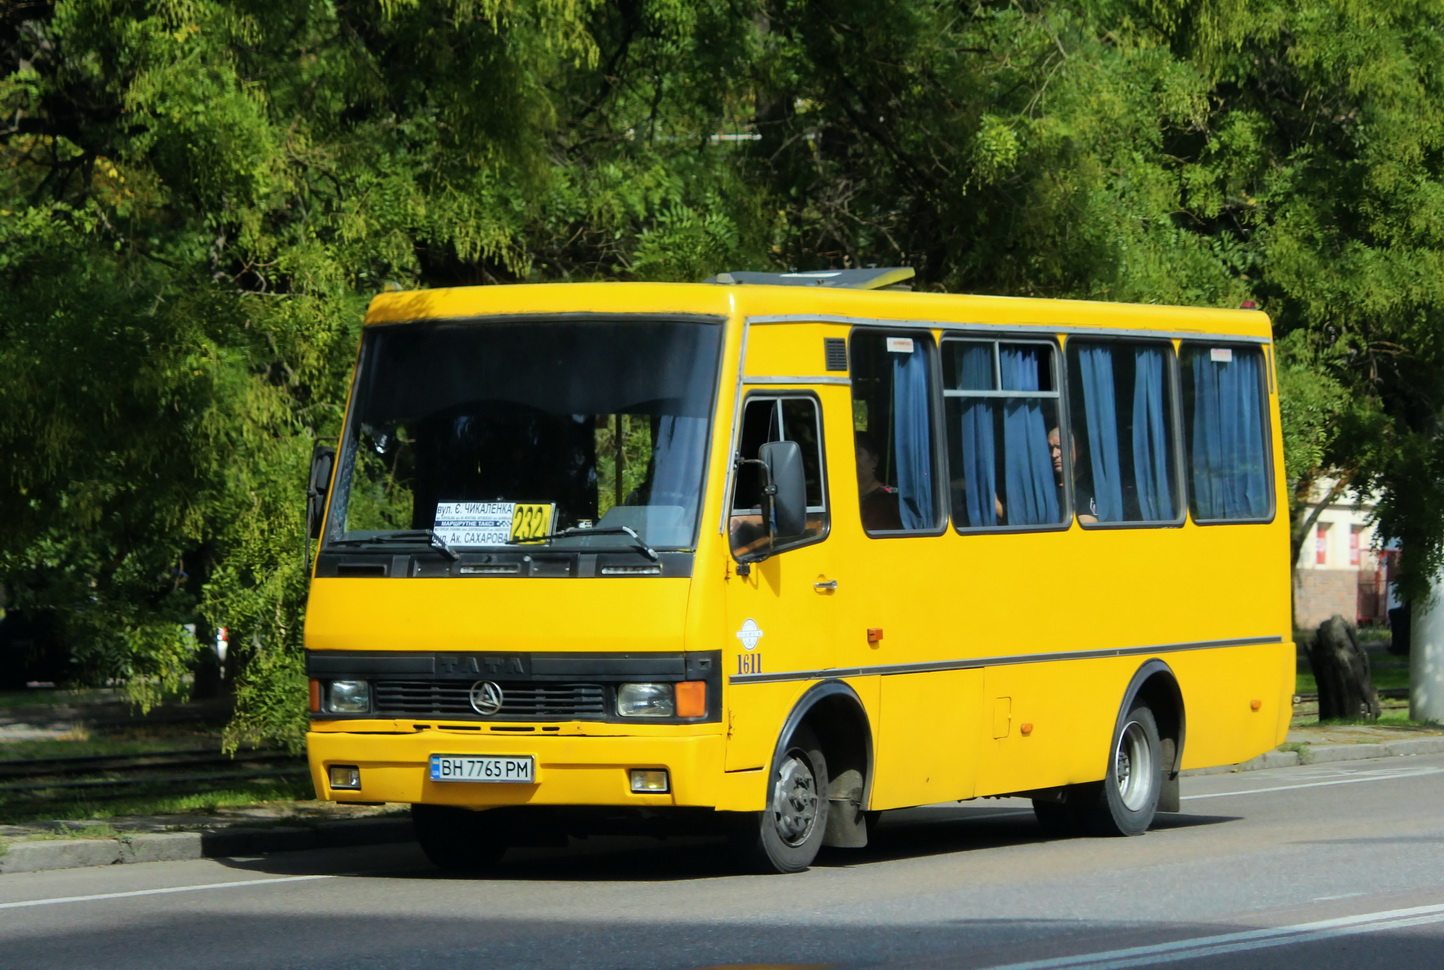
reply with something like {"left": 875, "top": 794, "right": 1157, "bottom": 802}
{"left": 0, "top": 779, "right": 319, "bottom": 826}
{"left": 0, "top": 737, "right": 220, "bottom": 760}
{"left": 1, "top": 687, "right": 315, "bottom": 825}
{"left": 1313, "top": 712, "right": 1439, "bottom": 729}
{"left": 0, "top": 688, "right": 125, "bottom": 710}
{"left": 1295, "top": 664, "right": 1410, "bottom": 695}
{"left": 1289, "top": 642, "right": 1435, "bottom": 727}
{"left": 19, "top": 823, "right": 126, "bottom": 842}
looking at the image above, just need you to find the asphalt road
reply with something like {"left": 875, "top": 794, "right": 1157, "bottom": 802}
{"left": 2, "top": 755, "right": 1443, "bottom": 970}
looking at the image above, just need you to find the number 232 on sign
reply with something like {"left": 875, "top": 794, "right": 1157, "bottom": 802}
{"left": 509, "top": 504, "right": 555, "bottom": 542}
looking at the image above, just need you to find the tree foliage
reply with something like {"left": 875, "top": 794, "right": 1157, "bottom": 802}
{"left": 5, "top": 0, "right": 1444, "bottom": 745}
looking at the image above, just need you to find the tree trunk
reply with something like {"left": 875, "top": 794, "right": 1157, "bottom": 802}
{"left": 1306, "top": 615, "right": 1381, "bottom": 721}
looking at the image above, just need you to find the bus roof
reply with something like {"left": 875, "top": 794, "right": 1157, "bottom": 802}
{"left": 364, "top": 280, "right": 1274, "bottom": 341}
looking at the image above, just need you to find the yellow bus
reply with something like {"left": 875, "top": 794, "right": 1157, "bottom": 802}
{"left": 304, "top": 269, "right": 1293, "bottom": 873}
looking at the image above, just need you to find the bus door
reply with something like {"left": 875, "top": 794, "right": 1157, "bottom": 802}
{"left": 722, "top": 391, "right": 841, "bottom": 772}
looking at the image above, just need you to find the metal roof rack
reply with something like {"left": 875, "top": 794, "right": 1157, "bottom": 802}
{"left": 704, "top": 267, "right": 915, "bottom": 290}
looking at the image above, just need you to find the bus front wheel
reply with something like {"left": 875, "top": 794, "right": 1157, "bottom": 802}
{"left": 412, "top": 804, "right": 509, "bottom": 871}
{"left": 730, "top": 724, "right": 830, "bottom": 873}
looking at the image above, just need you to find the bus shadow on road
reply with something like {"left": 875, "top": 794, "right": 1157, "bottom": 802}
{"left": 813, "top": 803, "right": 1242, "bottom": 868}
{"left": 206, "top": 804, "right": 1242, "bottom": 882}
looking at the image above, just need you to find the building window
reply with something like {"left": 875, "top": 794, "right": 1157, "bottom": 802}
{"left": 1316, "top": 525, "right": 1329, "bottom": 566}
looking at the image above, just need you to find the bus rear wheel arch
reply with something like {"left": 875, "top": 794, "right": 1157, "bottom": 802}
{"left": 1032, "top": 665, "right": 1183, "bottom": 838}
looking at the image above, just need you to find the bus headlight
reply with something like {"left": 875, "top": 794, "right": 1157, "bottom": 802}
{"left": 617, "top": 683, "right": 674, "bottom": 717}
{"left": 327, "top": 679, "right": 372, "bottom": 714}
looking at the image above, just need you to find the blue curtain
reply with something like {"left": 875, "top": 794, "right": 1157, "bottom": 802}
{"left": 1131, "top": 347, "right": 1174, "bottom": 520}
{"left": 1000, "top": 347, "right": 1059, "bottom": 525}
{"left": 1076, "top": 345, "right": 1124, "bottom": 521}
{"left": 957, "top": 345, "right": 998, "bottom": 527}
{"left": 892, "top": 349, "right": 933, "bottom": 529}
{"left": 1190, "top": 349, "right": 1268, "bottom": 519}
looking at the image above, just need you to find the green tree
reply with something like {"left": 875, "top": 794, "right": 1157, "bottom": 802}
{"left": 0, "top": 0, "right": 774, "bottom": 746}
{"left": 8, "top": 0, "right": 1444, "bottom": 748}
{"left": 741, "top": 0, "right": 1444, "bottom": 606}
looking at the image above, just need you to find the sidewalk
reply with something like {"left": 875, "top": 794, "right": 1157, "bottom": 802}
{"left": 5, "top": 724, "right": 1443, "bottom": 876}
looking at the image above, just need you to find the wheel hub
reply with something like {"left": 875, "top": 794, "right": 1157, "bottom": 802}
{"left": 772, "top": 751, "right": 819, "bottom": 845}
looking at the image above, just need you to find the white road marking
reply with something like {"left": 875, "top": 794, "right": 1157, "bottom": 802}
{"left": 0, "top": 873, "right": 336, "bottom": 910}
{"left": 1185, "top": 765, "right": 1444, "bottom": 800}
{"left": 975, "top": 901, "right": 1444, "bottom": 969}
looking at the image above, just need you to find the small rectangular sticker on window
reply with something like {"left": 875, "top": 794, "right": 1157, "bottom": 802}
{"left": 886, "top": 337, "right": 915, "bottom": 354}
{"left": 1210, "top": 347, "right": 1234, "bottom": 363}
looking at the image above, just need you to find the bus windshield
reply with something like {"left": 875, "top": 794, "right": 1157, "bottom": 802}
{"left": 325, "top": 316, "right": 722, "bottom": 554}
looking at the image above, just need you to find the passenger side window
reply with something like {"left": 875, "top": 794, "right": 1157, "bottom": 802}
{"left": 729, "top": 396, "right": 829, "bottom": 556}
{"left": 1181, "top": 345, "right": 1272, "bottom": 522}
{"left": 849, "top": 331, "right": 940, "bottom": 534}
{"left": 943, "top": 339, "right": 1064, "bottom": 530}
{"left": 1064, "top": 339, "right": 1180, "bottom": 525}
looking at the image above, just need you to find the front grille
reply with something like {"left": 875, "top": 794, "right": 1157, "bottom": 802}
{"left": 373, "top": 680, "right": 607, "bottom": 719}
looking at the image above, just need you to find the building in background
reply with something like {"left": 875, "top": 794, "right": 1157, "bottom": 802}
{"left": 1293, "top": 479, "right": 1397, "bottom": 630}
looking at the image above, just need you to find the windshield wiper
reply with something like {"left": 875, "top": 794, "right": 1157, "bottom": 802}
{"left": 327, "top": 530, "right": 460, "bottom": 561}
{"left": 508, "top": 525, "right": 659, "bottom": 562}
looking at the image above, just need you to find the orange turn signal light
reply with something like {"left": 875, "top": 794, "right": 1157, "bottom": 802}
{"left": 867, "top": 628, "right": 884, "bottom": 644}
{"left": 308, "top": 678, "right": 321, "bottom": 713}
{"left": 675, "top": 681, "right": 707, "bottom": 718}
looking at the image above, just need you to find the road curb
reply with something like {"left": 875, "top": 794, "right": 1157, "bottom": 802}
{"left": 0, "top": 817, "right": 414, "bottom": 876}
{"left": 5, "top": 737, "right": 1444, "bottom": 876}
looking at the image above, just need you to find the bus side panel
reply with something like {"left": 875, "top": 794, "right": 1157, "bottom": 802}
{"left": 1171, "top": 641, "right": 1294, "bottom": 770}
{"left": 869, "top": 669, "right": 984, "bottom": 809}
{"left": 974, "top": 659, "right": 1122, "bottom": 796}
{"left": 721, "top": 681, "right": 808, "bottom": 774}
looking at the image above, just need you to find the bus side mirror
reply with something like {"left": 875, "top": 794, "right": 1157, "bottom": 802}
{"left": 307, "top": 443, "right": 336, "bottom": 541}
{"left": 760, "top": 440, "right": 807, "bottom": 539}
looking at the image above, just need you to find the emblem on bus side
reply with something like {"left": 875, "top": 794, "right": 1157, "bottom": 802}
{"left": 469, "top": 681, "right": 505, "bottom": 715}
{"left": 736, "top": 618, "right": 764, "bottom": 651}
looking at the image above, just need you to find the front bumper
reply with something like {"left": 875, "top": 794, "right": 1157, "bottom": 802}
{"left": 307, "top": 727, "right": 729, "bottom": 809}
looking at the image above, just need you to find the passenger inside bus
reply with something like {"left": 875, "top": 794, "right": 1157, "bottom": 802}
{"left": 854, "top": 431, "right": 902, "bottom": 531}
{"left": 1049, "top": 426, "right": 1098, "bottom": 524}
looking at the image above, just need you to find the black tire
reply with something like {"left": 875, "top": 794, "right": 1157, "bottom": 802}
{"left": 1076, "top": 702, "right": 1163, "bottom": 836}
{"left": 411, "top": 804, "right": 509, "bottom": 872}
{"left": 730, "top": 724, "right": 829, "bottom": 873}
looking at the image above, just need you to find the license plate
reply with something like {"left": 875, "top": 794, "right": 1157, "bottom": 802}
{"left": 429, "top": 754, "right": 535, "bottom": 783}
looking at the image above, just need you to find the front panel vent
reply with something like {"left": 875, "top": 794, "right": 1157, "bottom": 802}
{"left": 825, "top": 337, "right": 848, "bottom": 372}
{"left": 376, "top": 681, "right": 606, "bottom": 719}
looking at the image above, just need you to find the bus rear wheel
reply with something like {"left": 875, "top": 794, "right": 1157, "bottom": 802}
{"left": 412, "top": 804, "right": 509, "bottom": 871}
{"left": 1078, "top": 702, "right": 1162, "bottom": 836}
{"left": 730, "top": 725, "right": 829, "bottom": 873}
